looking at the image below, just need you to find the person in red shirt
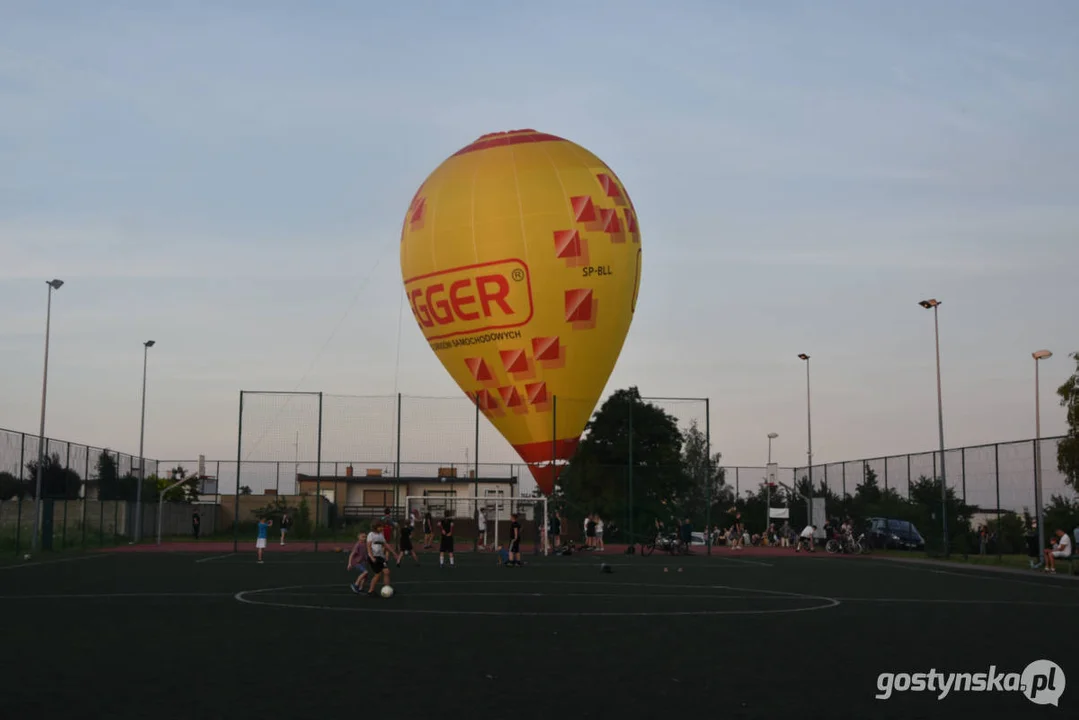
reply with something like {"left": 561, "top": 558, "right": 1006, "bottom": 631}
{"left": 380, "top": 507, "right": 402, "bottom": 563}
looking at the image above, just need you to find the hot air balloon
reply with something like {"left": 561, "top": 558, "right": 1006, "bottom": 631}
{"left": 400, "top": 129, "right": 641, "bottom": 495}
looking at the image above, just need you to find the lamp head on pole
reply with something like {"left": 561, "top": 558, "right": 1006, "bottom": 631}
{"left": 47, "top": 279, "right": 64, "bottom": 290}
{"left": 918, "top": 298, "right": 940, "bottom": 309}
{"left": 798, "top": 354, "right": 809, "bottom": 361}
{"left": 1033, "top": 349, "right": 1052, "bottom": 361}
{"left": 144, "top": 340, "right": 156, "bottom": 348}
{"left": 767, "top": 432, "right": 779, "bottom": 439}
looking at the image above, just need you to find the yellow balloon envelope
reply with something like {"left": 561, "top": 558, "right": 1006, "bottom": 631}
{"left": 400, "top": 129, "right": 641, "bottom": 494}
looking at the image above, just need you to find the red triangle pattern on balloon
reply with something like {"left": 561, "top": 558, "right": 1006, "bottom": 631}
{"left": 464, "top": 357, "right": 494, "bottom": 382}
{"left": 552, "top": 174, "right": 637, "bottom": 267}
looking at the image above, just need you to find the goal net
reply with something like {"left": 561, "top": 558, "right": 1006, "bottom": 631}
{"left": 405, "top": 495, "right": 550, "bottom": 555}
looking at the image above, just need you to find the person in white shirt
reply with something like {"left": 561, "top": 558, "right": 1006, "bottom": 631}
{"left": 1042, "top": 529, "right": 1073, "bottom": 573}
{"left": 595, "top": 515, "right": 605, "bottom": 551}
{"left": 477, "top": 509, "right": 488, "bottom": 550}
{"left": 364, "top": 522, "right": 392, "bottom": 596}
{"left": 796, "top": 524, "right": 816, "bottom": 553}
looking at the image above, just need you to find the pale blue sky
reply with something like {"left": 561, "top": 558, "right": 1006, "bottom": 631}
{"left": 1, "top": 0, "right": 1077, "bottom": 479}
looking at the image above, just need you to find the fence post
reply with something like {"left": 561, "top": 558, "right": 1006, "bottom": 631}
{"left": 81, "top": 447, "right": 89, "bottom": 547}
{"left": 625, "top": 396, "right": 635, "bottom": 544}
{"left": 15, "top": 496, "right": 23, "bottom": 556}
{"left": 233, "top": 391, "right": 244, "bottom": 553}
{"left": 842, "top": 462, "right": 846, "bottom": 497}
{"left": 705, "top": 397, "right": 711, "bottom": 556}
{"left": 735, "top": 467, "right": 739, "bottom": 499}
{"left": 16, "top": 433, "right": 25, "bottom": 555}
{"left": 883, "top": 458, "right": 888, "bottom": 492}
{"left": 994, "top": 443, "right": 1001, "bottom": 560}
{"left": 474, "top": 393, "right": 480, "bottom": 553}
{"left": 552, "top": 395, "right": 560, "bottom": 550}
{"left": 961, "top": 447, "right": 967, "bottom": 503}
{"left": 99, "top": 452, "right": 106, "bottom": 546}
{"left": 314, "top": 392, "right": 323, "bottom": 551}
{"left": 824, "top": 464, "right": 829, "bottom": 496}
{"left": 395, "top": 393, "right": 402, "bottom": 520}
{"left": 907, "top": 454, "right": 912, "bottom": 500}
{"left": 1033, "top": 438, "right": 1043, "bottom": 556}
{"left": 61, "top": 442, "right": 71, "bottom": 550}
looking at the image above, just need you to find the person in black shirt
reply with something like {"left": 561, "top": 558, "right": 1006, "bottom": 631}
{"left": 550, "top": 511, "right": 562, "bottom": 549}
{"left": 280, "top": 513, "right": 292, "bottom": 546}
{"left": 397, "top": 523, "right": 419, "bottom": 566}
{"left": 438, "top": 514, "right": 455, "bottom": 568}
{"left": 679, "top": 517, "right": 693, "bottom": 552}
{"left": 192, "top": 511, "right": 200, "bottom": 541}
{"left": 423, "top": 512, "right": 434, "bottom": 548}
{"left": 508, "top": 513, "right": 522, "bottom": 566}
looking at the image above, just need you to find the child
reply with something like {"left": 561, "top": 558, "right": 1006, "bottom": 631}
{"left": 508, "top": 513, "right": 522, "bottom": 566}
{"left": 397, "top": 521, "right": 419, "bottom": 566}
{"left": 255, "top": 517, "right": 273, "bottom": 563}
{"left": 347, "top": 532, "right": 369, "bottom": 594}
{"left": 496, "top": 543, "right": 509, "bottom": 566}
{"left": 439, "top": 514, "right": 455, "bottom": 568}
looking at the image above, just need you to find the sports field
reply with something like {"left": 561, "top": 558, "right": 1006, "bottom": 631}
{"left": 4, "top": 546, "right": 1075, "bottom": 718}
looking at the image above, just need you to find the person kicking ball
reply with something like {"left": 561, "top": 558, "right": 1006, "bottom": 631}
{"left": 366, "top": 521, "right": 392, "bottom": 596}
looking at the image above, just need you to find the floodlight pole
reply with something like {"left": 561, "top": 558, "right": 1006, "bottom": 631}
{"left": 919, "top": 299, "right": 948, "bottom": 555}
{"left": 1033, "top": 350, "right": 1052, "bottom": 558}
{"left": 135, "top": 340, "right": 155, "bottom": 543}
{"left": 31, "top": 279, "right": 64, "bottom": 553}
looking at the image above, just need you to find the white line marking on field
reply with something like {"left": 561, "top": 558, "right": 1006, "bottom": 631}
{"left": 233, "top": 580, "right": 841, "bottom": 617}
{"left": 832, "top": 596, "right": 1079, "bottom": 607}
{"left": 926, "top": 567, "right": 1069, "bottom": 590}
{"left": 0, "top": 553, "right": 110, "bottom": 571}
{"left": 195, "top": 553, "right": 237, "bottom": 563}
{"left": 0, "top": 592, "right": 235, "bottom": 600}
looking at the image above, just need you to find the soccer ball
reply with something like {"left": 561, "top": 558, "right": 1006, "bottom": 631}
{"left": 380, "top": 585, "right": 394, "bottom": 598}
{"left": 23, "top": 554, "right": 31, "bottom": 561}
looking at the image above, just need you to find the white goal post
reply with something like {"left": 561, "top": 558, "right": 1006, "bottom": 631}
{"left": 404, "top": 495, "right": 550, "bottom": 556}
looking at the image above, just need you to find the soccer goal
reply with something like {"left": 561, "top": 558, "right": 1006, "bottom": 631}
{"left": 405, "top": 495, "right": 550, "bottom": 556}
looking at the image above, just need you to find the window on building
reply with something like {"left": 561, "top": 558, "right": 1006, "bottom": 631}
{"left": 363, "top": 490, "right": 392, "bottom": 507}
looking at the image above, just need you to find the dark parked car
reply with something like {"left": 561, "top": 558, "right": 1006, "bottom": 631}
{"left": 867, "top": 517, "right": 925, "bottom": 551}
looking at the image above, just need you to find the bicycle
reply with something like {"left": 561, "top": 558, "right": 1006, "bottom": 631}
{"left": 639, "top": 532, "right": 657, "bottom": 556}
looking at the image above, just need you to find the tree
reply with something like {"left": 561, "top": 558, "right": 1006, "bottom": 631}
{"left": 559, "top": 387, "right": 688, "bottom": 539}
{"left": 907, "top": 475, "right": 974, "bottom": 554}
{"left": 679, "top": 419, "right": 729, "bottom": 522}
{"left": 0, "top": 471, "right": 26, "bottom": 500}
{"left": 24, "top": 452, "right": 83, "bottom": 499}
{"left": 849, "top": 464, "right": 905, "bottom": 521}
{"left": 96, "top": 451, "right": 122, "bottom": 500}
{"left": 1043, "top": 494, "right": 1079, "bottom": 541}
{"left": 1056, "top": 351, "right": 1079, "bottom": 492}
{"left": 240, "top": 485, "right": 253, "bottom": 496}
